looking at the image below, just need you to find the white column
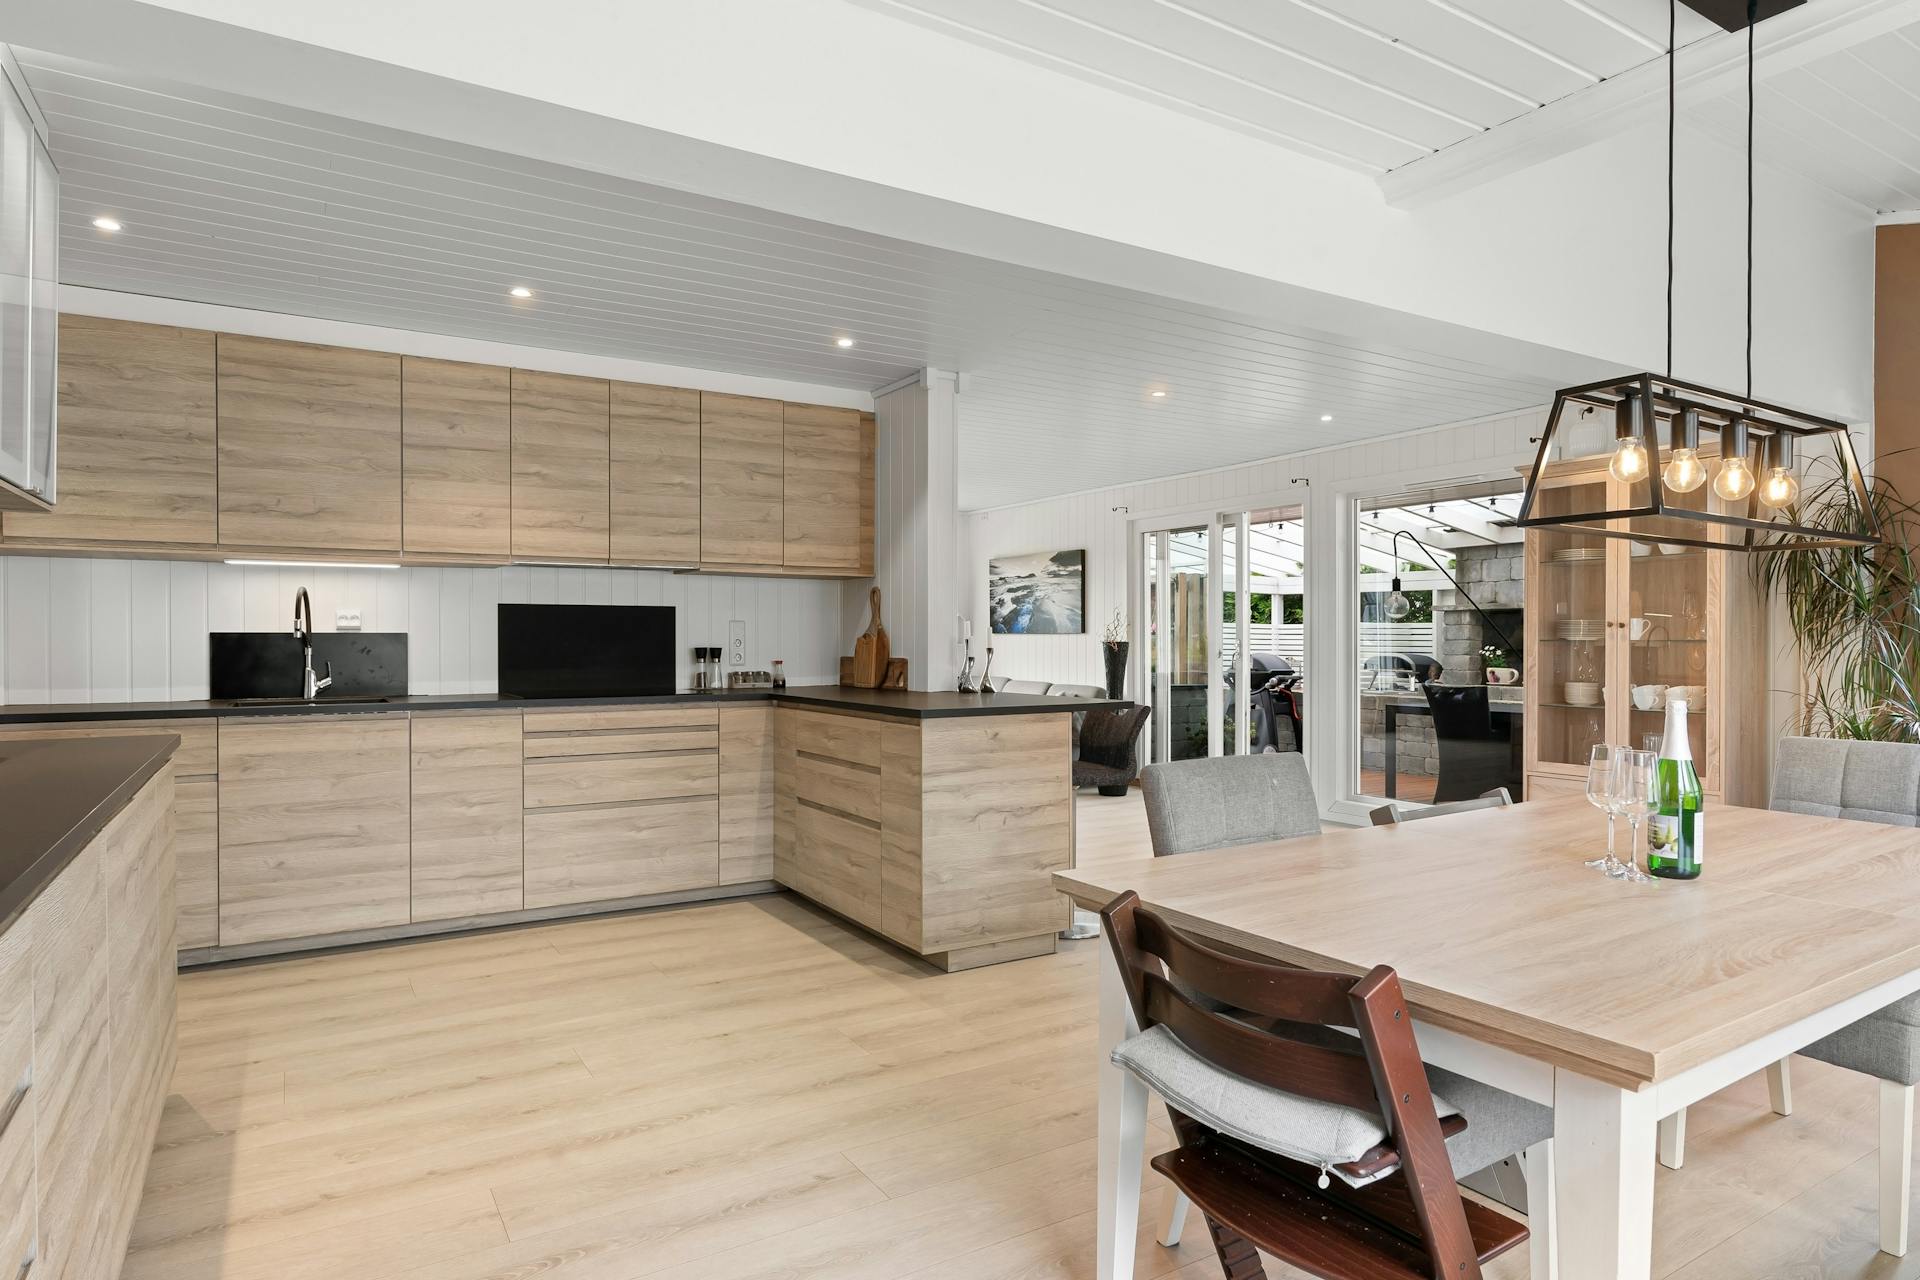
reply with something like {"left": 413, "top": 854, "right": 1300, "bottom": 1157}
{"left": 850, "top": 368, "right": 962, "bottom": 691}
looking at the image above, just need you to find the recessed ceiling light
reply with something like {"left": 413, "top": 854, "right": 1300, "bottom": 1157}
{"left": 92, "top": 216, "right": 122, "bottom": 232}
{"left": 1320, "top": 414, "right": 1334, "bottom": 422}
{"left": 509, "top": 286, "right": 533, "bottom": 299}
{"left": 1150, "top": 390, "right": 1167, "bottom": 398}
{"left": 835, "top": 336, "right": 855, "bottom": 349}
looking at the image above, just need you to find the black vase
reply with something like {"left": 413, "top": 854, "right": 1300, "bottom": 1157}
{"left": 1102, "top": 641, "right": 1129, "bottom": 699}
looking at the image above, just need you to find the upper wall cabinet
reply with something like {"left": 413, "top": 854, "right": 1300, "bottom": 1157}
{"left": 511, "top": 369, "right": 609, "bottom": 564}
{"left": 783, "top": 403, "right": 873, "bottom": 573}
{"left": 700, "top": 393, "right": 784, "bottom": 567}
{"left": 3, "top": 316, "right": 216, "bottom": 546}
{"left": 0, "top": 67, "right": 58, "bottom": 511}
{"left": 217, "top": 335, "right": 403, "bottom": 553}
{"left": 402, "top": 357, "right": 511, "bottom": 561}
{"left": 610, "top": 382, "right": 700, "bottom": 567}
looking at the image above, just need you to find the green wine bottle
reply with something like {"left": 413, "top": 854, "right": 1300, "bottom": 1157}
{"left": 1647, "top": 696, "right": 1703, "bottom": 880}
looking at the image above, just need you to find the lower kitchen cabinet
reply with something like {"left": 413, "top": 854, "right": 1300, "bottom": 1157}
{"left": 523, "top": 799, "right": 719, "bottom": 908}
{"left": 10, "top": 768, "right": 174, "bottom": 1280}
{"left": 218, "top": 714, "right": 412, "bottom": 946}
{"left": 410, "top": 713, "right": 523, "bottom": 921}
{"left": 719, "top": 704, "right": 776, "bottom": 883}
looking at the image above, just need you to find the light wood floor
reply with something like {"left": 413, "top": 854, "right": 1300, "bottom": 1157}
{"left": 129, "top": 790, "right": 1914, "bottom": 1280}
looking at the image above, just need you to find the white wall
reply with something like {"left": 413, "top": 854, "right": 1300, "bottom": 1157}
{"left": 0, "top": 558, "right": 842, "bottom": 705}
{"left": 841, "top": 370, "right": 962, "bottom": 691}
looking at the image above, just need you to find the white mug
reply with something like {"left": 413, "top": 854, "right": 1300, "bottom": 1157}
{"left": 1629, "top": 617, "right": 1651, "bottom": 641}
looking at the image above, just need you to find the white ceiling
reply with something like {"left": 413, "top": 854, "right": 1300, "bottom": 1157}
{"left": 21, "top": 49, "right": 1570, "bottom": 511}
{"left": 1691, "top": 15, "right": 1920, "bottom": 212}
{"left": 849, "top": 0, "right": 1720, "bottom": 173}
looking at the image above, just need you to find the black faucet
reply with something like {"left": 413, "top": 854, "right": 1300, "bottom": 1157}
{"left": 293, "top": 588, "right": 333, "bottom": 699}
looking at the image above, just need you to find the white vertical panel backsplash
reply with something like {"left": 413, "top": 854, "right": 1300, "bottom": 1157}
{"left": 0, "top": 558, "right": 844, "bottom": 705}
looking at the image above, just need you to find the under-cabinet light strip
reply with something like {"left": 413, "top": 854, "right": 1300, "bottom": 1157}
{"left": 224, "top": 560, "right": 401, "bottom": 570}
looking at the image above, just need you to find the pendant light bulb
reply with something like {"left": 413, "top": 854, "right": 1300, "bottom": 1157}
{"left": 1663, "top": 447, "right": 1706, "bottom": 492}
{"left": 1608, "top": 437, "right": 1650, "bottom": 483}
{"left": 1713, "top": 456, "right": 1755, "bottom": 502}
{"left": 1384, "top": 576, "right": 1411, "bottom": 622}
{"left": 1757, "top": 433, "right": 1798, "bottom": 510}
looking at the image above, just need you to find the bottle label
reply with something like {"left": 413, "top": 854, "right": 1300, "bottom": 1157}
{"left": 1649, "top": 814, "right": 1680, "bottom": 855}
{"left": 1693, "top": 814, "right": 1703, "bottom": 865}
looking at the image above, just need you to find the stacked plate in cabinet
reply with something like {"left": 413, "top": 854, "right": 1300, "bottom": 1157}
{"left": 1550, "top": 547, "right": 1607, "bottom": 565}
{"left": 1555, "top": 618, "right": 1606, "bottom": 642}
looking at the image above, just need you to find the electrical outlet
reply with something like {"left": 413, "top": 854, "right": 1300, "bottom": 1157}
{"left": 336, "top": 609, "right": 363, "bottom": 631}
{"left": 728, "top": 619, "right": 746, "bottom": 667}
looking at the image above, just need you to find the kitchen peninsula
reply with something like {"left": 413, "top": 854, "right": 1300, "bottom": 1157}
{"left": 0, "top": 687, "right": 1110, "bottom": 972}
{"left": 0, "top": 734, "right": 178, "bottom": 1280}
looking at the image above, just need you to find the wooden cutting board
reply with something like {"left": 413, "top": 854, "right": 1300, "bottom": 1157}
{"left": 851, "top": 586, "right": 890, "bottom": 688}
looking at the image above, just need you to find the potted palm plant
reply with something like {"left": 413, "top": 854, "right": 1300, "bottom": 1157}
{"left": 1753, "top": 460, "right": 1920, "bottom": 740}
{"left": 1102, "top": 609, "right": 1129, "bottom": 700}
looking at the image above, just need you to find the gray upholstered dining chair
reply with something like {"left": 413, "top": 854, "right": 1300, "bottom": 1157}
{"left": 1140, "top": 752, "right": 1320, "bottom": 857}
{"left": 1367, "top": 787, "right": 1513, "bottom": 827}
{"left": 1659, "top": 736, "right": 1920, "bottom": 1257}
{"left": 1137, "top": 753, "right": 1555, "bottom": 1268}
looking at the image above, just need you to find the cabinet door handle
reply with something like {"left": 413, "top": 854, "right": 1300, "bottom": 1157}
{"left": 0, "top": 1078, "right": 27, "bottom": 1145}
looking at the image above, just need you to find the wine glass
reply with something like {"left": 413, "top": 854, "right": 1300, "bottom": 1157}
{"left": 1615, "top": 750, "right": 1657, "bottom": 884}
{"left": 1585, "top": 744, "right": 1622, "bottom": 873}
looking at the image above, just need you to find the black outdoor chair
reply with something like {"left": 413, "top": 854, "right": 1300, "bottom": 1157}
{"left": 1421, "top": 683, "right": 1519, "bottom": 804}
{"left": 1074, "top": 704, "right": 1152, "bottom": 796}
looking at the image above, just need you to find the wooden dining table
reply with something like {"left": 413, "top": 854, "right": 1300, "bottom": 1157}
{"left": 1056, "top": 795, "right": 1920, "bottom": 1280}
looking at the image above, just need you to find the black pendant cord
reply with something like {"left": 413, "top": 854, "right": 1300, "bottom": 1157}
{"left": 1386, "top": 529, "right": 1519, "bottom": 657}
{"left": 1667, "top": 0, "right": 1675, "bottom": 380}
{"left": 1747, "top": 0, "right": 1756, "bottom": 402}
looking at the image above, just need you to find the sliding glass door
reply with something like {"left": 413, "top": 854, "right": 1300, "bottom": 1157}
{"left": 1139, "top": 505, "right": 1303, "bottom": 764}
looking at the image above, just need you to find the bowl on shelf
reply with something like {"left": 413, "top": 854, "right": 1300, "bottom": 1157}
{"left": 1563, "top": 681, "right": 1601, "bottom": 707}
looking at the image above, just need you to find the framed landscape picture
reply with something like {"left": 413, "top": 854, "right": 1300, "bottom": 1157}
{"left": 988, "top": 549, "right": 1085, "bottom": 634}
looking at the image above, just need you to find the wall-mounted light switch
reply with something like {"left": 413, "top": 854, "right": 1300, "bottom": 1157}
{"left": 336, "top": 609, "right": 363, "bottom": 631}
{"left": 728, "top": 619, "right": 746, "bottom": 667}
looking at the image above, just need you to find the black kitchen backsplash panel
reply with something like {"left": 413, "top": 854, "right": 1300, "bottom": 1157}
{"left": 497, "top": 604, "right": 675, "bottom": 698}
{"left": 210, "top": 633, "right": 409, "bottom": 700}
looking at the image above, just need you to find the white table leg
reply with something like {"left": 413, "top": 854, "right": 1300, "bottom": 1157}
{"left": 1097, "top": 936, "right": 1145, "bottom": 1280}
{"left": 1767, "top": 1059, "right": 1793, "bottom": 1116}
{"left": 1880, "top": 1079, "right": 1914, "bottom": 1258}
{"left": 1657, "top": 1108, "right": 1685, "bottom": 1169}
{"left": 1553, "top": 1068, "right": 1657, "bottom": 1280}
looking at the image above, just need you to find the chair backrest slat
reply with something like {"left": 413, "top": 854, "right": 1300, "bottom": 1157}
{"left": 1133, "top": 908, "right": 1356, "bottom": 1026}
{"left": 1143, "top": 974, "right": 1382, "bottom": 1113}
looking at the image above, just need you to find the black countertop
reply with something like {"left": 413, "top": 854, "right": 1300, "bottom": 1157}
{"left": 0, "top": 734, "right": 178, "bottom": 933}
{"left": 0, "top": 686, "right": 1126, "bottom": 725}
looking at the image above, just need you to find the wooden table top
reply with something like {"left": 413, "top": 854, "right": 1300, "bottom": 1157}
{"left": 1057, "top": 796, "right": 1920, "bottom": 1088}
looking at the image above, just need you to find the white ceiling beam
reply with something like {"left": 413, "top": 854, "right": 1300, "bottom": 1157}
{"left": 1381, "top": 0, "right": 1920, "bottom": 208}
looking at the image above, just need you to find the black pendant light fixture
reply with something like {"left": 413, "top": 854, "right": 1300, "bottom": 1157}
{"left": 1514, "top": 0, "right": 1878, "bottom": 553}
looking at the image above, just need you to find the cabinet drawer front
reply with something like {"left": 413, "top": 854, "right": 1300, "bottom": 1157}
{"left": 523, "top": 799, "right": 718, "bottom": 908}
{"left": 791, "top": 751, "right": 881, "bottom": 825}
{"left": 783, "top": 709, "right": 882, "bottom": 769}
{"left": 524, "top": 727, "right": 717, "bottom": 758}
{"left": 523, "top": 752, "right": 717, "bottom": 809}
{"left": 524, "top": 706, "right": 718, "bottom": 735}
{"left": 792, "top": 800, "right": 881, "bottom": 928}
{"left": 0, "top": 718, "right": 216, "bottom": 778}
{"left": 175, "top": 778, "right": 218, "bottom": 951}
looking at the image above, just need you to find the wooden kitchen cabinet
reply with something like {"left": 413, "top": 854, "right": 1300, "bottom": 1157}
{"left": 521, "top": 706, "right": 719, "bottom": 908}
{"left": 0, "top": 916, "right": 32, "bottom": 1280}
{"left": 218, "top": 715, "right": 412, "bottom": 946}
{"left": 700, "top": 392, "right": 784, "bottom": 567}
{"left": 511, "top": 369, "right": 609, "bottom": 563}
{"left": 3, "top": 315, "right": 217, "bottom": 548}
{"left": 402, "top": 357, "right": 512, "bottom": 560}
{"left": 610, "top": 382, "right": 701, "bottom": 565}
{"left": 719, "top": 704, "right": 776, "bottom": 883}
{"left": 783, "top": 402, "right": 871, "bottom": 572}
{"left": 31, "top": 840, "right": 111, "bottom": 1280}
{"left": 410, "top": 713, "right": 523, "bottom": 921}
{"left": 0, "top": 717, "right": 216, "bottom": 952}
{"left": 216, "top": 335, "right": 403, "bottom": 553}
